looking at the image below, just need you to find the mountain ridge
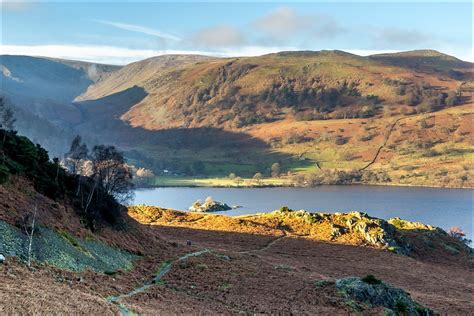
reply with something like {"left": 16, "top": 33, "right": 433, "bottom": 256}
{"left": 1, "top": 50, "right": 472, "bottom": 187}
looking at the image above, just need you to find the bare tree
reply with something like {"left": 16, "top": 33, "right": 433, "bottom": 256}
{"left": 271, "top": 163, "right": 281, "bottom": 178}
{"left": 65, "top": 135, "right": 88, "bottom": 175}
{"left": 448, "top": 227, "right": 471, "bottom": 245}
{"left": 91, "top": 145, "right": 134, "bottom": 203}
{"left": 23, "top": 206, "right": 38, "bottom": 268}
{"left": 253, "top": 172, "right": 263, "bottom": 185}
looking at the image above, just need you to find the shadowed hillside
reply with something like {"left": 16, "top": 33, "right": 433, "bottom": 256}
{"left": 0, "top": 55, "right": 121, "bottom": 157}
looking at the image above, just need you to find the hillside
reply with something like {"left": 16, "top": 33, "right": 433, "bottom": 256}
{"left": 1, "top": 50, "right": 473, "bottom": 187}
{"left": 75, "top": 50, "right": 473, "bottom": 187}
{"left": 78, "top": 50, "right": 472, "bottom": 130}
{"left": 0, "top": 131, "right": 472, "bottom": 314}
{"left": 0, "top": 55, "right": 121, "bottom": 157}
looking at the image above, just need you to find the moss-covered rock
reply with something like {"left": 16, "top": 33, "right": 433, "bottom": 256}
{"left": 335, "top": 276, "right": 435, "bottom": 315}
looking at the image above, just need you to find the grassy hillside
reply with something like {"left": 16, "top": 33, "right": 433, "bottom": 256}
{"left": 1, "top": 51, "right": 472, "bottom": 187}
{"left": 75, "top": 50, "right": 473, "bottom": 187}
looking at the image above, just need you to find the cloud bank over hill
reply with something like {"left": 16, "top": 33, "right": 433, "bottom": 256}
{"left": 2, "top": 3, "right": 472, "bottom": 64}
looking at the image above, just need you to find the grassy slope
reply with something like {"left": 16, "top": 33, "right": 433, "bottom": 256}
{"left": 53, "top": 51, "right": 474, "bottom": 187}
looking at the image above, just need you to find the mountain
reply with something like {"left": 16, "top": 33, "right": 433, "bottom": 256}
{"left": 0, "top": 55, "right": 121, "bottom": 156}
{"left": 1, "top": 50, "right": 473, "bottom": 187}
{"left": 77, "top": 49, "right": 472, "bottom": 130}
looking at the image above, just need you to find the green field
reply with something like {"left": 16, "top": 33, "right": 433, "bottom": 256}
{"left": 150, "top": 176, "right": 291, "bottom": 187}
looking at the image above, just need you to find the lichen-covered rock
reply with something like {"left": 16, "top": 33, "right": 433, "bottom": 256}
{"left": 330, "top": 224, "right": 345, "bottom": 239}
{"left": 272, "top": 208, "right": 411, "bottom": 254}
{"left": 336, "top": 276, "right": 435, "bottom": 315}
{"left": 388, "top": 217, "right": 435, "bottom": 231}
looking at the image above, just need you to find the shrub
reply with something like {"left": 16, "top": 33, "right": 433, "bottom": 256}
{"left": 393, "top": 300, "right": 408, "bottom": 314}
{"left": 340, "top": 151, "right": 355, "bottom": 161}
{"left": 361, "top": 274, "right": 382, "bottom": 285}
{"left": 358, "top": 132, "right": 377, "bottom": 142}
{"left": 446, "top": 92, "right": 461, "bottom": 106}
{"left": 271, "top": 163, "right": 281, "bottom": 177}
{"left": 448, "top": 227, "right": 472, "bottom": 245}
{"left": 335, "top": 136, "right": 349, "bottom": 145}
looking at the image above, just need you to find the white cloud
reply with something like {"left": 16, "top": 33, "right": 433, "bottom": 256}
{"left": 375, "top": 28, "right": 433, "bottom": 46}
{"left": 2, "top": 45, "right": 471, "bottom": 65}
{"left": 1, "top": 45, "right": 183, "bottom": 65}
{"left": 95, "top": 20, "right": 181, "bottom": 42}
{"left": 191, "top": 25, "right": 246, "bottom": 48}
{"left": 0, "top": 0, "right": 33, "bottom": 11}
{"left": 254, "top": 7, "right": 313, "bottom": 39}
{"left": 253, "top": 7, "right": 344, "bottom": 41}
{"left": 0, "top": 44, "right": 297, "bottom": 65}
{"left": 344, "top": 49, "right": 402, "bottom": 56}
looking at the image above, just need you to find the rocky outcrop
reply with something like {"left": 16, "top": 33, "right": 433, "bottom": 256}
{"left": 273, "top": 208, "right": 416, "bottom": 254}
{"left": 189, "top": 198, "right": 232, "bottom": 212}
{"left": 335, "top": 276, "right": 435, "bottom": 315}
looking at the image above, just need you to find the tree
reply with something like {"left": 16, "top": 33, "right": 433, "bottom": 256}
{"left": 65, "top": 135, "right": 88, "bottom": 175}
{"left": 22, "top": 206, "right": 38, "bottom": 268}
{"left": 0, "top": 97, "right": 16, "bottom": 144}
{"left": 0, "top": 97, "right": 16, "bottom": 132}
{"left": 91, "top": 145, "right": 134, "bottom": 204}
{"left": 228, "top": 172, "right": 236, "bottom": 180}
{"left": 234, "top": 176, "right": 244, "bottom": 185}
{"left": 253, "top": 172, "right": 263, "bottom": 184}
{"left": 271, "top": 163, "right": 281, "bottom": 178}
{"left": 448, "top": 227, "right": 471, "bottom": 245}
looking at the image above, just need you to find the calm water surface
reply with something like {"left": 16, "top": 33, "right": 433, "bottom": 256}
{"left": 133, "top": 185, "right": 473, "bottom": 239}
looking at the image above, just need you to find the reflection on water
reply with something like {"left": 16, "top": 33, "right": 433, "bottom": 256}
{"left": 133, "top": 185, "right": 473, "bottom": 240}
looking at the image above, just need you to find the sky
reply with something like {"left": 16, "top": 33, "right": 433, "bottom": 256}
{"left": 1, "top": 1, "right": 472, "bottom": 64}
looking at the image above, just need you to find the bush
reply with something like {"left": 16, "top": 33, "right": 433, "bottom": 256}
{"left": 340, "top": 151, "right": 355, "bottom": 161}
{"left": 361, "top": 274, "right": 382, "bottom": 285}
{"left": 418, "top": 119, "right": 430, "bottom": 129}
{"left": 446, "top": 92, "right": 461, "bottom": 106}
{"left": 448, "top": 227, "right": 472, "bottom": 245}
{"left": 358, "top": 132, "right": 377, "bottom": 142}
{"left": 335, "top": 136, "right": 349, "bottom": 145}
{"left": 0, "top": 129, "right": 125, "bottom": 229}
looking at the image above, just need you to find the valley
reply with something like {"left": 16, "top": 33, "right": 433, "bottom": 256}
{"left": 1, "top": 50, "right": 473, "bottom": 188}
{"left": 2, "top": 2, "right": 473, "bottom": 315}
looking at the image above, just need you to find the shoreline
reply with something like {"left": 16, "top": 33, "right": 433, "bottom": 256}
{"left": 134, "top": 181, "right": 474, "bottom": 190}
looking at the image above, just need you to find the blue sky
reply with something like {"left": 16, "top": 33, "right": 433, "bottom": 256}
{"left": 1, "top": 1, "right": 472, "bottom": 64}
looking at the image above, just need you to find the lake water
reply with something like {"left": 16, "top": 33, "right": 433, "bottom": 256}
{"left": 133, "top": 185, "right": 473, "bottom": 240}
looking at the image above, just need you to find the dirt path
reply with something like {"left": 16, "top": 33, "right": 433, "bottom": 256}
{"left": 237, "top": 230, "right": 288, "bottom": 254}
{"left": 107, "top": 249, "right": 211, "bottom": 315}
{"left": 106, "top": 230, "right": 291, "bottom": 315}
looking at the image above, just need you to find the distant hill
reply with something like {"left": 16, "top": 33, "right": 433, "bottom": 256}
{"left": 0, "top": 55, "right": 121, "bottom": 156}
{"left": 77, "top": 49, "right": 472, "bottom": 130}
{"left": 1, "top": 50, "right": 472, "bottom": 187}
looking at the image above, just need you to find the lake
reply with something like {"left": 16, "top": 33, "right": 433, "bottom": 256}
{"left": 133, "top": 185, "right": 473, "bottom": 240}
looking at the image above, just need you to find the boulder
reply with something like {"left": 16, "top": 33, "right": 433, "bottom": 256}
{"left": 0, "top": 254, "right": 5, "bottom": 263}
